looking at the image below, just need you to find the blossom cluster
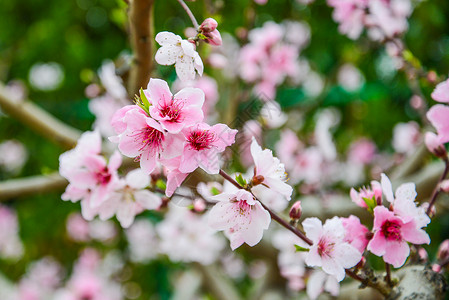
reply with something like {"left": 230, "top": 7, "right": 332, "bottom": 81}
{"left": 327, "top": 0, "right": 413, "bottom": 40}
{"left": 239, "top": 21, "right": 310, "bottom": 99}
{"left": 426, "top": 77, "right": 449, "bottom": 154}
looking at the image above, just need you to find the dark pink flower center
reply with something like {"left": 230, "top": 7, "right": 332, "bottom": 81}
{"left": 158, "top": 98, "right": 184, "bottom": 123}
{"left": 96, "top": 167, "right": 111, "bottom": 185}
{"left": 381, "top": 220, "right": 402, "bottom": 241}
{"left": 187, "top": 129, "right": 215, "bottom": 151}
{"left": 133, "top": 126, "right": 165, "bottom": 153}
{"left": 317, "top": 238, "right": 335, "bottom": 258}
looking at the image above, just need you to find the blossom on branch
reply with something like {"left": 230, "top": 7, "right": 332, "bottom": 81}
{"left": 208, "top": 190, "right": 271, "bottom": 250}
{"left": 155, "top": 31, "right": 203, "bottom": 82}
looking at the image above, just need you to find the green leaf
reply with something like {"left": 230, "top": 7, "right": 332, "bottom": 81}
{"left": 235, "top": 174, "right": 247, "bottom": 187}
{"left": 211, "top": 186, "right": 221, "bottom": 196}
{"left": 156, "top": 179, "right": 166, "bottom": 191}
{"left": 294, "top": 245, "right": 309, "bottom": 252}
{"left": 140, "top": 87, "right": 151, "bottom": 108}
{"left": 363, "top": 196, "right": 377, "bottom": 213}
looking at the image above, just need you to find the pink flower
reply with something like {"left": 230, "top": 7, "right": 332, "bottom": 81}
{"left": 250, "top": 137, "right": 293, "bottom": 200}
{"left": 208, "top": 189, "right": 271, "bottom": 250}
{"left": 348, "top": 138, "right": 376, "bottom": 165}
{"left": 392, "top": 121, "right": 421, "bottom": 154}
{"left": 98, "top": 169, "right": 162, "bottom": 228}
{"left": 432, "top": 79, "right": 449, "bottom": 103}
{"left": 367, "top": 206, "right": 429, "bottom": 267}
{"left": 341, "top": 215, "right": 369, "bottom": 253}
{"left": 155, "top": 31, "right": 203, "bottom": 82}
{"left": 427, "top": 104, "right": 449, "bottom": 144}
{"left": 179, "top": 123, "right": 237, "bottom": 174}
{"left": 111, "top": 106, "right": 183, "bottom": 174}
{"left": 302, "top": 217, "right": 362, "bottom": 281}
{"left": 350, "top": 181, "right": 382, "bottom": 208}
{"left": 145, "top": 78, "right": 204, "bottom": 133}
{"left": 425, "top": 132, "right": 447, "bottom": 157}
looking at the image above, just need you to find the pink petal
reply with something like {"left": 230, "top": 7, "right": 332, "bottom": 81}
{"left": 401, "top": 222, "right": 430, "bottom": 245}
{"left": 165, "top": 170, "right": 189, "bottom": 197}
{"left": 367, "top": 231, "right": 387, "bottom": 256}
{"left": 427, "top": 104, "right": 449, "bottom": 144}
{"left": 174, "top": 87, "right": 205, "bottom": 107}
{"left": 179, "top": 148, "right": 199, "bottom": 173}
{"left": 147, "top": 78, "right": 173, "bottom": 107}
{"left": 431, "top": 79, "right": 449, "bottom": 103}
{"left": 140, "top": 149, "right": 157, "bottom": 174}
{"left": 321, "top": 256, "right": 345, "bottom": 281}
{"left": 108, "top": 151, "right": 122, "bottom": 171}
{"left": 383, "top": 240, "right": 410, "bottom": 268}
{"left": 210, "top": 124, "right": 237, "bottom": 151}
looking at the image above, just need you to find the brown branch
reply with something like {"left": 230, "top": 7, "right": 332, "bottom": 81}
{"left": 0, "top": 172, "right": 68, "bottom": 201}
{"left": 127, "top": 0, "right": 155, "bottom": 97}
{"left": 177, "top": 0, "right": 199, "bottom": 29}
{"left": 426, "top": 157, "right": 449, "bottom": 215}
{"left": 0, "top": 84, "right": 82, "bottom": 150}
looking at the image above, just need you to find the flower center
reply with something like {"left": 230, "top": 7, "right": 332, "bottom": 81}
{"left": 317, "top": 238, "right": 335, "bottom": 258}
{"left": 96, "top": 167, "right": 111, "bottom": 185}
{"left": 133, "top": 126, "right": 165, "bottom": 153}
{"left": 381, "top": 220, "right": 402, "bottom": 241}
{"left": 158, "top": 97, "right": 184, "bottom": 123}
{"left": 187, "top": 129, "right": 215, "bottom": 151}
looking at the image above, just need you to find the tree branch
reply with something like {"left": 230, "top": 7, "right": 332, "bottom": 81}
{"left": 127, "top": 0, "right": 155, "bottom": 97}
{"left": 0, "top": 84, "right": 82, "bottom": 150}
{"left": 0, "top": 172, "right": 68, "bottom": 201}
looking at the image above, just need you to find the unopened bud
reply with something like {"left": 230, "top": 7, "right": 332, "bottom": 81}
{"left": 440, "top": 180, "right": 449, "bottom": 193}
{"left": 252, "top": 175, "right": 264, "bottom": 186}
{"left": 193, "top": 198, "right": 206, "bottom": 212}
{"left": 204, "top": 29, "right": 222, "bottom": 46}
{"left": 427, "top": 70, "right": 438, "bottom": 84}
{"left": 289, "top": 201, "right": 302, "bottom": 220}
{"left": 432, "top": 264, "right": 442, "bottom": 273}
{"left": 425, "top": 132, "right": 447, "bottom": 158}
{"left": 437, "top": 240, "right": 449, "bottom": 261}
{"left": 200, "top": 18, "right": 218, "bottom": 33}
{"left": 418, "top": 247, "right": 428, "bottom": 262}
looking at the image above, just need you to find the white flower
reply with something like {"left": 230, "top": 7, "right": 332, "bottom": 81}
{"left": 155, "top": 31, "right": 204, "bottom": 82}
{"left": 250, "top": 137, "right": 293, "bottom": 200}
{"left": 99, "top": 169, "right": 161, "bottom": 228}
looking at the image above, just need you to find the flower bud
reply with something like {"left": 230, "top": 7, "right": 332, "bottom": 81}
{"left": 204, "top": 29, "right": 222, "bottom": 46}
{"left": 418, "top": 247, "right": 428, "bottom": 262}
{"left": 200, "top": 18, "right": 218, "bottom": 33}
{"left": 425, "top": 132, "right": 447, "bottom": 158}
{"left": 289, "top": 201, "right": 302, "bottom": 220}
{"left": 193, "top": 198, "right": 206, "bottom": 213}
{"left": 440, "top": 180, "right": 449, "bottom": 193}
{"left": 437, "top": 240, "right": 449, "bottom": 261}
{"left": 432, "top": 264, "right": 442, "bottom": 273}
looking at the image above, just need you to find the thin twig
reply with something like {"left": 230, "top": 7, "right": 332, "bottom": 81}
{"left": 176, "top": 0, "right": 199, "bottom": 29}
{"left": 426, "top": 157, "right": 449, "bottom": 215}
{"left": 385, "top": 263, "right": 392, "bottom": 287}
{"left": 0, "top": 84, "right": 82, "bottom": 150}
{"left": 128, "top": 0, "right": 155, "bottom": 97}
{"left": 0, "top": 172, "right": 68, "bottom": 201}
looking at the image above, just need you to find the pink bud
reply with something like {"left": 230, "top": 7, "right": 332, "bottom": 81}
{"left": 432, "top": 264, "right": 442, "bottom": 273}
{"left": 193, "top": 198, "right": 206, "bottom": 212}
{"left": 200, "top": 18, "right": 218, "bottom": 33}
{"left": 437, "top": 240, "right": 449, "bottom": 261}
{"left": 204, "top": 29, "right": 222, "bottom": 46}
{"left": 289, "top": 201, "right": 302, "bottom": 220}
{"left": 418, "top": 247, "right": 428, "bottom": 262}
{"left": 425, "top": 132, "right": 447, "bottom": 158}
{"left": 440, "top": 180, "right": 449, "bottom": 193}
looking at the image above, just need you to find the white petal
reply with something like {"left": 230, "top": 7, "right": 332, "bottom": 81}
{"left": 381, "top": 173, "right": 395, "bottom": 203}
{"left": 135, "top": 190, "right": 161, "bottom": 210}
{"left": 126, "top": 169, "right": 150, "bottom": 189}
{"left": 175, "top": 56, "right": 196, "bottom": 82}
{"left": 155, "top": 31, "right": 181, "bottom": 46}
{"left": 155, "top": 45, "right": 180, "bottom": 66}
